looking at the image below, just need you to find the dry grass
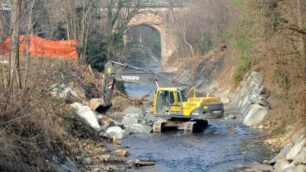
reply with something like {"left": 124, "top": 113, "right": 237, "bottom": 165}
{"left": 172, "top": 0, "right": 306, "bottom": 139}
{"left": 252, "top": 0, "right": 306, "bottom": 132}
{"left": 0, "top": 56, "right": 106, "bottom": 171}
{"left": 0, "top": 60, "right": 66, "bottom": 170}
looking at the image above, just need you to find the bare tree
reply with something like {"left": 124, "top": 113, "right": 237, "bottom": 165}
{"left": 78, "top": 1, "right": 95, "bottom": 64}
{"left": 103, "top": 0, "right": 143, "bottom": 60}
{"left": 60, "top": 0, "right": 96, "bottom": 65}
{"left": 23, "top": 0, "right": 36, "bottom": 87}
{"left": 8, "top": 0, "right": 22, "bottom": 90}
{"left": 173, "top": 0, "right": 231, "bottom": 57}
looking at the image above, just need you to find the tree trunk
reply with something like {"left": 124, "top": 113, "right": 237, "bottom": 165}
{"left": 78, "top": 1, "right": 94, "bottom": 65}
{"left": 183, "top": 18, "right": 194, "bottom": 56}
{"left": 24, "top": 0, "right": 36, "bottom": 88}
{"left": 9, "top": 0, "right": 22, "bottom": 90}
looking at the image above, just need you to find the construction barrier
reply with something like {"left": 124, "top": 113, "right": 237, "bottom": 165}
{"left": 0, "top": 35, "right": 78, "bottom": 60}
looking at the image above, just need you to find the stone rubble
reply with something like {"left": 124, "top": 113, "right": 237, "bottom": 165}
{"left": 50, "top": 83, "right": 79, "bottom": 98}
{"left": 71, "top": 100, "right": 153, "bottom": 140}
{"left": 231, "top": 72, "right": 271, "bottom": 127}
{"left": 70, "top": 102, "right": 102, "bottom": 132}
{"left": 234, "top": 127, "right": 306, "bottom": 172}
{"left": 100, "top": 126, "right": 124, "bottom": 140}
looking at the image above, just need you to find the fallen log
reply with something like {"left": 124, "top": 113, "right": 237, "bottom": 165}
{"left": 128, "top": 160, "right": 156, "bottom": 167}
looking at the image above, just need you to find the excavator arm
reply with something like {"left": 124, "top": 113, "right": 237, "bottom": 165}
{"left": 102, "top": 61, "right": 172, "bottom": 107}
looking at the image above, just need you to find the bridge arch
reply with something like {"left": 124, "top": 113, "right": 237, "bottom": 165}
{"left": 126, "top": 11, "right": 176, "bottom": 67}
{"left": 125, "top": 24, "right": 161, "bottom": 59}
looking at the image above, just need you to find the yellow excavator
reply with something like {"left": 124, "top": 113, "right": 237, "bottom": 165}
{"left": 101, "top": 61, "right": 224, "bottom": 133}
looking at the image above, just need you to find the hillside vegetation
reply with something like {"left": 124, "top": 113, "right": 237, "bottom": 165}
{"left": 173, "top": 0, "right": 305, "bottom": 135}
{"left": 0, "top": 0, "right": 305, "bottom": 170}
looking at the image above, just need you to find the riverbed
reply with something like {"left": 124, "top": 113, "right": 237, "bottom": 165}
{"left": 122, "top": 62, "right": 272, "bottom": 172}
{"left": 123, "top": 120, "right": 272, "bottom": 172}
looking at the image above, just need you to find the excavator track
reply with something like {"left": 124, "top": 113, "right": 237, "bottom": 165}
{"left": 184, "top": 121, "right": 196, "bottom": 134}
{"left": 153, "top": 119, "right": 208, "bottom": 133}
{"left": 184, "top": 120, "right": 208, "bottom": 133}
{"left": 152, "top": 119, "right": 167, "bottom": 133}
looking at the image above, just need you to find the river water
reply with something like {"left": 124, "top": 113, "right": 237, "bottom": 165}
{"left": 122, "top": 62, "right": 272, "bottom": 172}
{"left": 123, "top": 120, "right": 272, "bottom": 172}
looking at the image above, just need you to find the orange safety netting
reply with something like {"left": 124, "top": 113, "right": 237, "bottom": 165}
{"left": 0, "top": 35, "right": 78, "bottom": 60}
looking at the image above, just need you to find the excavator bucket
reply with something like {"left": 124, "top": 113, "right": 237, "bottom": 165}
{"left": 89, "top": 98, "right": 111, "bottom": 113}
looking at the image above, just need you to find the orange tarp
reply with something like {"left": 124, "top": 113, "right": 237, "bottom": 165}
{"left": 0, "top": 35, "right": 78, "bottom": 60}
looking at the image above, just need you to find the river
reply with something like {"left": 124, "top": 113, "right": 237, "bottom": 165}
{"left": 122, "top": 62, "right": 272, "bottom": 172}
{"left": 123, "top": 120, "right": 272, "bottom": 172}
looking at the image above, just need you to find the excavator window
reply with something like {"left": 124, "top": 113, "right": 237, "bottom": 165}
{"left": 156, "top": 91, "right": 177, "bottom": 113}
{"left": 169, "top": 92, "right": 175, "bottom": 104}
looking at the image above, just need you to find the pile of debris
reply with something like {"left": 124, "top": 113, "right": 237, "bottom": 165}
{"left": 51, "top": 82, "right": 153, "bottom": 140}
{"left": 71, "top": 101, "right": 152, "bottom": 141}
{"left": 233, "top": 128, "right": 306, "bottom": 172}
{"left": 50, "top": 81, "right": 156, "bottom": 171}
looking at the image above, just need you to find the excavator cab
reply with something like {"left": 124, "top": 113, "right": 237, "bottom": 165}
{"left": 153, "top": 87, "right": 183, "bottom": 115}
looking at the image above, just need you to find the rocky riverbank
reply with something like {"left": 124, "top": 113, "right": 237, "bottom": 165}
{"left": 175, "top": 64, "right": 306, "bottom": 171}
{"left": 51, "top": 64, "right": 304, "bottom": 172}
{"left": 233, "top": 127, "right": 306, "bottom": 172}
{"left": 45, "top": 64, "right": 157, "bottom": 172}
{"left": 228, "top": 72, "right": 305, "bottom": 171}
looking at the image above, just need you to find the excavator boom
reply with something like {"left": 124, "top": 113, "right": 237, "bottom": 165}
{"left": 102, "top": 61, "right": 171, "bottom": 107}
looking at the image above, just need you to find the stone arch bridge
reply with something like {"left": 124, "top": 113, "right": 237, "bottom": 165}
{"left": 127, "top": 7, "right": 179, "bottom": 67}
{"left": 101, "top": 1, "right": 187, "bottom": 67}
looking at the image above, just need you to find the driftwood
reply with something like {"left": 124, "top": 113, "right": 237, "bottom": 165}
{"left": 128, "top": 160, "right": 156, "bottom": 167}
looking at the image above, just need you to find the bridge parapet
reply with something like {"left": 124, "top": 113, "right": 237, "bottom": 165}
{"left": 97, "top": 0, "right": 190, "bottom": 8}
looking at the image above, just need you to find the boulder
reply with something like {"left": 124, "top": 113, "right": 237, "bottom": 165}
{"left": 143, "top": 113, "right": 159, "bottom": 125}
{"left": 101, "top": 126, "right": 124, "bottom": 140}
{"left": 292, "top": 128, "right": 306, "bottom": 144}
{"left": 123, "top": 106, "right": 142, "bottom": 114}
{"left": 243, "top": 104, "right": 268, "bottom": 127}
{"left": 70, "top": 102, "right": 101, "bottom": 131}
{"left": 274, "top": 158, "right": 294, "bottom": 172}
{"left": 284, "top": 165, "right": 306, "bottom": 172}
{"left": 124, "top": 123, "right": 152, "bottom": 135}
{"left": 125, "top": 113, "right": 141, "bottom": 119}
{"left": 51, "top": 83, "right": 79, "bottom": 98}
{"left": 269, "top": 143, "right": 294, "bottom": 165}
{"left": 107, "top": 112, "right": 124, "bottom": 122}
{"left": 121, "top": 115, "right": 139, "bottom": 128}
{"left": 294, "top": 147, "right": 306, "bottom": 165}
{"left": 114, "top": 149, "right": 129, "bottom": 157}
{"left": 286, "top": 138, "right": 305, "bottom": 161}
{"left": 250, "top": 95, "right": 271, "bottom": 109}
{"left": 99, "top": 115, "right": 116, "bottom": 130}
